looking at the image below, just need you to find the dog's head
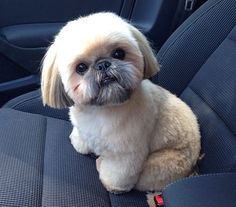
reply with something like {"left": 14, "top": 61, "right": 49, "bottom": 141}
{"left": 41, "top": 12, "right": 159, "bottom": 108}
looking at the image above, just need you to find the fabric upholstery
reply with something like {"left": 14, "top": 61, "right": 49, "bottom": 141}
{"left": 0, "top": 109, "right": 149, "bottom": 207}
{"left": 2, "top": 0, "right": 236, "bottom": 206}
{"left": 154, "top": 0, "right": 236, "bottom": 96}
{"left": 3, "top": 89, "right": 69, "bottom": 121}
{"left": 163, "top": 173, "right": 236, "bottom": 207}
{"left": 180, "top": 23, "right": 236, "bottom": 173}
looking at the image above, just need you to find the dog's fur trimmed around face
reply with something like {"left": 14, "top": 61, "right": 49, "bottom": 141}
{"left": 41, "top": 12, "right": 201, "bottom": 193}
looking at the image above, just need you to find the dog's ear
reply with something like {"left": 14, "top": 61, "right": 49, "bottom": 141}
{"left": 128, "top": 25, "right": 159, "bottom": 79}
{"left": 41, "top": 43, "right": 73, "bottom": 108}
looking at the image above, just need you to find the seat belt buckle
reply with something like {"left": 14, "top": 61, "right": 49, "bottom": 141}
{"left": 185, "top": 0, "right": 195, "bottom": 11}
{"left": 154, "top": 194, "right": 164, "bottom": 206}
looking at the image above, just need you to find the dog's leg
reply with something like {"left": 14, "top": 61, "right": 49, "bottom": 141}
{"left": 98, "top": 154, "right": 145, "bottom": 193}
{"left": 69, "top": 127, "right": 91, "bottom": 154}
{"left": 96, "top": 156, "right": 102, "bottom": 172}
{"left": 135, "top": 149, "right": 192, "bottom": 191}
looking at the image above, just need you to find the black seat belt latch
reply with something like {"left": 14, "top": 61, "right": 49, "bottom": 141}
{"left": 185, "top": 0, "right": 195, "bottom": 11}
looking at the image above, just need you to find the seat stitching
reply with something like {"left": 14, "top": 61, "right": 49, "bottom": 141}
{"left": 229, "top": 158, "right": 236, "bottom": 172}
{"left": 228, "top": 35, "right": 236, "bottom": 43}
{"left": 9, "top": 94, "right": 41, "bottom": 109}
{"left": 39, "top": 117, "right": 48, "bottom": 207}
{"left": 163, "top": 172, "right": 236, "bottom": 192}
{"left": 159, "top": 0, "right": 224, "bottom": 63}
{"left": 107, "top": 193, "right": 114, "bottom": 207}
{"left": 188, "top": 86, "right": 235, "bottom": 136}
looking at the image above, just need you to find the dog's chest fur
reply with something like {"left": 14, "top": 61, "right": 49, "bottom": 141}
{"left": 71, "top": 106, "right": 119, "bottom": 155}
{"left": 69, "top": 81, "right": 160, "bottom": 156}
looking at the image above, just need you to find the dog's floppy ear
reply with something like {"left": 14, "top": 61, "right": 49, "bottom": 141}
{"left": 128, "top": 25, "right": 159, "bottom": 79}
{"left": 41, "top": 43, "right": 73, "bottom": 109}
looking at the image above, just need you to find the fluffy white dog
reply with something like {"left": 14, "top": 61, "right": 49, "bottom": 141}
{"left": 41, "top": 12, "right": 201, "bottom": 193}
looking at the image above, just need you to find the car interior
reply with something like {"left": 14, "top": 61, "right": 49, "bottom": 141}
{"left": 0, "top": 0, "right": 235, "bottom": 206}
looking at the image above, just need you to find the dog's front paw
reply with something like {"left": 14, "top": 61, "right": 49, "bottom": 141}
{"left": 96, "top": 157, "right": 102, "bottom": 172}
{"left": 100, "top": 177, "right": 130, "bottom": 194}
{"left": 69, "top": 132, "right": 90, "bottom": 154}
{"left": 98, "top": 159, "right": 136, "bottom": 194}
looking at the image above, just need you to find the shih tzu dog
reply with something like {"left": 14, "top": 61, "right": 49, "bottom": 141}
{"left": 41, "top": 12, "right": 201, "bottom": 193}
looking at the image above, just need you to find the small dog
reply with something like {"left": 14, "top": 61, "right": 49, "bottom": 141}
{"left": 41, "top": 12, "right": 201, "bottom": 193}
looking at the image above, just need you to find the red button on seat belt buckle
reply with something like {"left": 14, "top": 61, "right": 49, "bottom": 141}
{"left": 154, "top": 194, "right": 164, "bottom": 206}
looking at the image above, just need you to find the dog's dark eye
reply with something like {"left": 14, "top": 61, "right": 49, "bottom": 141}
{"left": 112, "top": 48, "right": 125, "bottom": 60}
{"left": 76, "top": 63, "right": 88, "bottom": 74}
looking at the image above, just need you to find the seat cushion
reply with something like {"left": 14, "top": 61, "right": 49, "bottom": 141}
{"left": 162, "top": 173, "right": 236, "bottom": 207}
{"left": 155, "top": 0, "right": 236, "bottom": 96}
{"left": 0, "top": 109, "right": 149, "bottom": 207}
{"left": 3, "top": 89, "right": 70, "bottom": 121}
{"left": 180, "top": 24, "right": 236, "bottom": 173}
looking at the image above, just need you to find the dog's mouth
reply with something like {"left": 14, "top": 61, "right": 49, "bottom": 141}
{"left": 100, "top": 76, "right": 117, "bottom": 87}
{"left": 88, "top": 74, "right": 132, "bottom": 106}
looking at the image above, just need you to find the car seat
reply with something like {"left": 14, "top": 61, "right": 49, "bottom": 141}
{"left": 1, "top": 0, "right": 236, "bottom": 206}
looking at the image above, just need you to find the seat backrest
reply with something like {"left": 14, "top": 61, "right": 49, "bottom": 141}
{"left": 155, "top": 0, "right": 236, "bottom": 173}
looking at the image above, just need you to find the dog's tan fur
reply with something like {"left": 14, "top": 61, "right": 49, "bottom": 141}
{"left": 41, "top": 12, "right": 201, "bottom": 193}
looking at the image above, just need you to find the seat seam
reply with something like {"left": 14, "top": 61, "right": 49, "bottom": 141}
{"left": 188, "top": 86, "right": 235, "bottom": 136}
{"left": 163, "top": 172, "right": 236, "bottom": 193}
{"left": 107, "top": 193, "right": 113, "bottom": 207}
{"left": 7, "top": 93, "right": 41, "bottom": 109}
{"left": 159, "top": 0, "right": 224, "bottom": 63}
{"left": 228, "top": 35, "right": 236, "bottom": 43}
{"left": 40, "top": 117, "right": 48, "bottom": 207}
{"left": 229, "top": 157, "right": 236, "bottom": 172}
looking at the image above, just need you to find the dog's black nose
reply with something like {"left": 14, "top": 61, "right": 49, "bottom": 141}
{"left": 95, "top": 60, "right": 111, "bottom": 71}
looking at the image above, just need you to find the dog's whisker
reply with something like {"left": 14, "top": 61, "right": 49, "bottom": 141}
{"left": 73, "top": 84, "right": 80, "bottom": 92}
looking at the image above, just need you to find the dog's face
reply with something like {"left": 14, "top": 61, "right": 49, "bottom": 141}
{"left": 41, "top": 12, "right": 159, "bottom": 108}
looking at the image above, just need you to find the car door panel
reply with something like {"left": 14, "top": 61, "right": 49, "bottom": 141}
{"left": 0, "top": 23, "right": 63, "bottom": 75}
{"left": 0, "top": 0, "right": 123, "bottom": 27}
{"left": 0, "top": 0, "right": 126, "bottom": 106}
{"left": 0, "top": 0, "right": 190, "bottom": 106}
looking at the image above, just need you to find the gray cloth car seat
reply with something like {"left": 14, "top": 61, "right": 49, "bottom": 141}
{"left": 2, "top": 0, "right": 236, "bottom": 206}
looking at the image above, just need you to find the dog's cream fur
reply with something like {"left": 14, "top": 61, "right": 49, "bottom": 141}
{"left": 41, "top": 12, "right": 201, "bottom": 193}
